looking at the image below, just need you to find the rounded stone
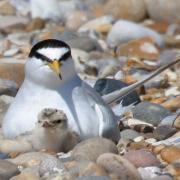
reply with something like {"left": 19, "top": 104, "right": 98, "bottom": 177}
{"left": 39, "top": 156, "right": 65, "bottom": 176}
{"left": 120, "top": 129, "right": 140, "bottom": 140}
{"left": 160, "top": 146, "right": 180, "bottom": 163}
{"left": 145, "top": 0, "right": 180, "bottom": 23}
{"left": 132, "top": 101, "right": 172, "bottom": 126}
{"left": 0, "top": 160, "right": 20, "bottom": 179}
{"left": 71, "top": 137, "right": 118, "bottom": 162}
{"left": 153, "top": 126, "right": 177, "bottom": 141}
{"left": 123, "top": 150, "right": 160, "bottom": 167}
{"left": 103, "top": 0, "right": 146, "bottom": 22}
{"left": 107, "top": 20, "right": 164, "bottom": 48}
{"left": 79, "top": 162, "right": 108, "bottom": 177}
{"left": 97, "top": 153, "right": 141, "bottom": 180}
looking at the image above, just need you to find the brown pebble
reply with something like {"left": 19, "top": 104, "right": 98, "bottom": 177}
{"left": 161, "top": 146, "right": 180, "bottom": 163}
{"left": 80, "top": 162, "right": 108, "bottom": 177}
{"left": 153, "top": 144, "right": 166, "bottom": 154}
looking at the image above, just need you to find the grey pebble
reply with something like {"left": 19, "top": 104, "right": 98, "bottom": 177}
{"left": 120, "top": 129, "right": 140, "bottom": 140}
{"left": 132, "top": 102, "right": 172, "bottom": 126}
{"left": 0, "top": 160, "right": 20, "bottom": 180}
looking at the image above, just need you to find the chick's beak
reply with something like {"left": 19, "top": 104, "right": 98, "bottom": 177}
{"left": 48, "top": 60, "right": 62, "bottom": 79}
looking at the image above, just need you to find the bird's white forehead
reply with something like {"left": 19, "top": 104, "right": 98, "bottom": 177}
{"left": 37, "top": 47, "right": 69, "bottom": 60}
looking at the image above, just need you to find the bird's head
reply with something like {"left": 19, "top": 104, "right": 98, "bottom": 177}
{"left": 38, "top": 108, "right": 68, "bottom": 129}
{"left": 26, "top": 39, "right": 75, "bottom": 87}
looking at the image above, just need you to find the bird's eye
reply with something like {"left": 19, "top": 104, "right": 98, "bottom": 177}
{"left": 54, "top": 120, "right": 62, "bottom": 124}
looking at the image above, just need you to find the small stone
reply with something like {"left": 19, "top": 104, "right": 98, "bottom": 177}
{"left": 102, "top": 0, "right": 146, "bottom": 22}
{"left": 74, "top": 176, "right": 111, "bottom": 180}
{"left": 132, "top": 102, "right": 172, "bottom": 126}
{"left": 120, "top": 129, "right": 140, "bottom": 140}
{"left": 9, "top": 152, "right": 55, "bottom": 167}
{"left": 166, "top": 160, "right": 180, "bottom": 177}
{"left": 68, "top": 36, "right": 102, "bottom": 52}
{"left": 97, "top": 153, "right": 141, "bottom": 180}
{"left": 0, "top": 62, "right": 25, "bottom": 87}
{"left": 152, "top": 144, "right": 166, "bottom": 154}
{"left": 78, "top": 15, "right": 114, "bottom": 34}
{"left": 159, "top": 115, "right": 177, "bottom": 127}
{"left": 0, "top": 0, "right": 16, "bottom": 15}
{"left": 99, "top": 64, "right": 118, "bottom": 78}
{"left": 0, "top": 160, "right": 20, "bottom": 179}
{"left": 160, "top": 146, "right": 180, "bottom": 163}
{"left": 145, "top": 0, "right": 180, "bottom": 23}
{"left": 3, "top": 48, "right": 19, "bottom": 57}
{"left": 116, "top": 37, "right": 160, "bottom": 60}
{"left": 79, "top": 162, "right": 108, "bottom": 177}
{"left": 0, "top": 16, "right": 28, "bottom": 30}
{"left": 138, "top": 166, "right": 170, "bottom": 180}
{"left": 123, "top": 150, "right": 160, "bottom": 167}
{"left": 72, "top": 137, "right": 118, "bottom": 162}
{"left": 174, "top": 115, "right": 180, "bottom": 129}
{"left": 0, "top": 152, "right": 9, "bottom": 160}
{"left": 66, "top": 11, "right": 90, "bottom": 30}
{"left": 10, "top": 172, "right": 39, "bottom": 180}
{"left": 39, "top": 156, "right": 65, "bottom": 176}
{"left": 0, "top": 139, "right": 32, "bottom": 154}
{"left": 153, "top": 126, "right": 177, "bottom": 141}
{"left": 162, "top": 96, "right": 180, "bottom": 111}
{"left": 107, "top": 20, "right": 164, "bottom": 48}
{"left": 25, "top": 18, "right": 45, "bottom": 32}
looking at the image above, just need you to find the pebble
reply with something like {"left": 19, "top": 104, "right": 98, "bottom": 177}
{"left": 94, "top": 78, "right": 141, "bottom": 106}
{"left": 145, "top": 0, "right": 180, "bottom": 23}
{"left": 174, "top": 115, "right": 180, "bottom": 129}
{"left": 97, "top": 153, "right": 141, "bottom": 180}
{"left": 66, "top": 11, "right": 91, "bottom": 30}
{"left": 10, "top": 172, "right": 39, "bottom": 180}
{"left": 68, "top": 36, "right": 102, "bottom": 52}
{"left": 160, "top": 146, "right": 180, "bottom": 163}
{"left": 78, "top": 15, "right": 114, "bottom": 34}
{"left": 102, "top": 0, "right": 146, "bottom": 22}
{"left": 0, "top": 138, "right": 32, "bottom": 154}
{"left": 166, "top": 160, "right": 180, "bottom": 177}
{"left": 153, "top": 126, "right": 177, "bottom": 141}
{"left": 120, "top": 129, "right": 141, "bottom": 140}
{"left": 74, "top": 176, "right": 111, "bottom": 180}
{"left": 159, "top": 115, "right": 177, "bottom": 127}
{"left": 138, "top": 166, "right": 172, "bottom": 180}
{"left": 123, "top": 150, "right": 160, "bottom": 167}
{"left": 71, "top": 137, "right": 118, "bottom": 162}
{"left": 107, "top": 20, "right": 164, "bottom": 48}
{"left": 0, "top": 0, "right": 16, "bottom": 15}
{"left": 39, "top": 156, "right": 65, "bottom": 176}
{"left": 116, "top": 37, "right": 160, "bottom": 60}
{"left": 25, "top": 18, "right": 45, "bottom": 32}
{"left": 3, "top": 48, "right": 19, "bottom": 57}
{"left": 132, "top": 101, "right": 172, "bottom": 126}
{"left": 0, "top": 159, "right": 20, "bottom": 179}
{"left": 0, "top": 16, "right": 28, "bottom": 30}
{"left": 9, "top": 152, "right": 56, "bottom": 167}
{"left": 0, "top": 152, "right": 9, "bottom": 159}
{"left": 79, "top": 162, "right": 108, "bottom": 177}
{"left": 0, "top": 62, "right": 25, "bottom": 87}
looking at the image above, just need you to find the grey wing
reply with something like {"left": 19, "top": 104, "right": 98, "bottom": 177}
{"left": 72, "top": 82, "right": 120, "bottom": 142}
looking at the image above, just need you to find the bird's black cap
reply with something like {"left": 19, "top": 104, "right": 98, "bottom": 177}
{"left": 29, "top": 39, "right": 71, "bottom": 61}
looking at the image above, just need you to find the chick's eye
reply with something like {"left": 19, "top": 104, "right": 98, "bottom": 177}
{"left": 54, "top": 120, "right": 62, "bottom": 124}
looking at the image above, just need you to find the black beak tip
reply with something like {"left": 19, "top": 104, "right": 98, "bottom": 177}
{"left": 59, "top": 74, "right": 62, "bottom": 80}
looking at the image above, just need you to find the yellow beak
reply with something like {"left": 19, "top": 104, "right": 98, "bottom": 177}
{"left": 48, "top": 60, "right": 62, "bottom": 79}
